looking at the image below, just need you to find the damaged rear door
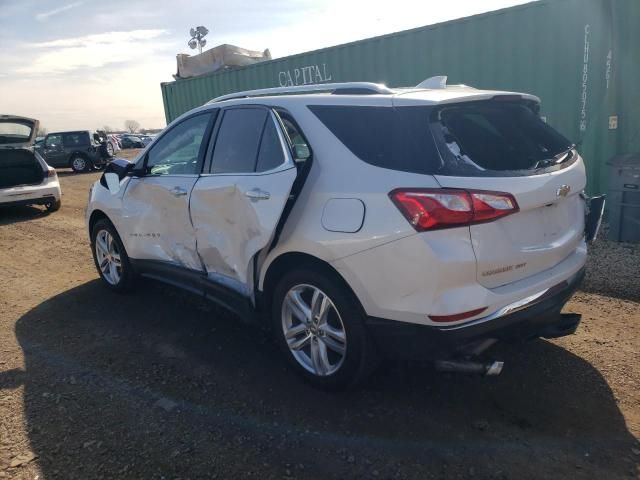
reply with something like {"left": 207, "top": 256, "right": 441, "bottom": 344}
{"left": 190, "top": 106, "right": 298, "bottom": 301}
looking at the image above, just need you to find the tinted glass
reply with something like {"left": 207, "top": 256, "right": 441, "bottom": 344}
{"left": 63, "top": 132, "right": 89, "bottom": 147}
{"left": 45, "top": 134, "right": 62, "bottom": 147}
{"left": 308, "top": 105, "right": 440, "bottom": 174}
{"left": 437, "top": 102, "right": 573, "bottom": 172}
{"left": 211, "top": 108, "right": 267, "bottom": 174}
{"left": 256, "top": 119, "right": 286, "bottom": 172}
{"left": 146, "top": 113, "right": 211, "bottom": 175}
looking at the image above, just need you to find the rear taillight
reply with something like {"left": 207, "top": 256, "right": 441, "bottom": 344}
{"left": 389, "top": 188, "right": 519, "bottom": 231}
{"left": 47, "top": 169, "right": 57, "bottom": 178}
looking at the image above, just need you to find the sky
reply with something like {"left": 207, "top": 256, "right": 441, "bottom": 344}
{"left": 0, "top": 0, "right": 533, "bottom": 132}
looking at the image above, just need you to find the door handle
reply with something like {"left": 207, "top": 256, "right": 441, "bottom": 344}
{"left": 245, "top": 188, "right": 271, "bottom": 201}
{"left": 170, "top": 186, "right": 188, "bottom": 197}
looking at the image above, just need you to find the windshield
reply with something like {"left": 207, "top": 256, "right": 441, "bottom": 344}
{"left": 433, "top": 101, "right": 574, "bottom": 174}
{"left": 0, "top": 121, "right": 34, "bottom": 145}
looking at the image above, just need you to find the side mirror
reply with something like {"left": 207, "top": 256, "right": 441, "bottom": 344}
{"left": 104, "top": 172, "right": 120, "bottom": 195}
{"left": 293, "top": 144, "right": 311, "bottom": 163}
{"left": 100, "top": 158, "right": 135, "bottom": 191}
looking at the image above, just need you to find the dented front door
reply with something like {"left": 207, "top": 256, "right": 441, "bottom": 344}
{"left": 120, "top": 176, "right": 201, "bottom": 270}
{"left": 119, "top": 111, "right": 215, "bottom": 271}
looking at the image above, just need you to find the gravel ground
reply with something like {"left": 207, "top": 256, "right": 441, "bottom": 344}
{"left": 582, "top": 224, "right": 640, "bottom": 302}
{"left": 0, "top": 156, "right": 638, "bottom": 479}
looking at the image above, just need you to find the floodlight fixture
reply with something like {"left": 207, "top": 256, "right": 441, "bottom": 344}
{"left": 188, "top": 26, "right": 209, "bottom": 54}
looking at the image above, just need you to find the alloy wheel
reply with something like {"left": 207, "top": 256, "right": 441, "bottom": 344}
{"left": 72, "top": 157, "right": 86, "bottom": 171}
{"left": 281, "top": 284, "right": 347, "bottom": 376}
{"left": 95, "top": 229, "right": 122, "bottom": 285}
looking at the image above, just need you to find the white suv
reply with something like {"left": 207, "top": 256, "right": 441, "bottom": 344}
{"left": 86, "top": 79, "right": 603, "bottom": 389}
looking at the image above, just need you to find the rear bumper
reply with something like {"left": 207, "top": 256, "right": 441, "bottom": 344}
{"left": 0, "top": 182, "right": 61, "bottom": 208}
{"left": 366, "top": 267, "right": 584, "bottom": 360}
{"left": 0, "top": 194, "right": 59, "bottom": 208}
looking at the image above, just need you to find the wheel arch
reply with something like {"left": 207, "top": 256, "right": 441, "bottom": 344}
{"left": 259, "top": 251, "right": 364, "bottom": 317}
{"left": 88, "top": 209, "right": 111, "bottom": 236}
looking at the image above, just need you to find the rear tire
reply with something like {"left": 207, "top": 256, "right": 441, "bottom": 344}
{"left": 91, "top": 219, "right": 134, "bottom": 292}
{"left": 46, "top": 199, "right": 61, "bottom": 212}
{"left": 70, "top": 155, "right": 90, "bottom": 173}
{"left": 272, "top": 267, "right": 378, "bottom": 390}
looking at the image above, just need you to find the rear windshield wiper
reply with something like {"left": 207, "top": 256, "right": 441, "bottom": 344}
{"left": 534, "top": 145, "right": 575, "bottom": 169}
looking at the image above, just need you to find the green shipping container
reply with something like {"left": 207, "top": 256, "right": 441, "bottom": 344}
{"left": 161, "top": 0, "right": 640, "bottom": 194}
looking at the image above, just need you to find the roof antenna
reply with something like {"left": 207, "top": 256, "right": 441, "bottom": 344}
{"left": 416, "top": 76, "right": 447, "bottom": 89}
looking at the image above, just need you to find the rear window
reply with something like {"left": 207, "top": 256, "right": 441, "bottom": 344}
{"left": 0, "top": 122, "right": 33, "bottom": 145}
{"left": 434, "top": 101, "right": 574, "bottom": 174}
{"left": 310, "top": 102, "right": 575, "bottom": 178}
{"left": 308, "top": 105, "right": 441, "bottom": 175}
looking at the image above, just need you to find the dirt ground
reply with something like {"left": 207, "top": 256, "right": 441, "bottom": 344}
{"left": 1, "top": 156, "right": 639, "bottom": 479}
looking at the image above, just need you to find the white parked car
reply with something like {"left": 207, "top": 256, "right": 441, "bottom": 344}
{"left": 0, "top": 115, "right": 61, "bottom": 212}
{"left": 106, "top": 134, "right": 121, "bottom": 156}
{"left": 86, "top": 80, "right": 604, "bottom": 389}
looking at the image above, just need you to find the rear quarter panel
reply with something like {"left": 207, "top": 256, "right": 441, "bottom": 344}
{"left": 257, "top": 99, "right": 442, "bottom": 289}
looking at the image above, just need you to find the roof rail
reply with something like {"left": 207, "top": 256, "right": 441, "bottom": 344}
{"left": 208, "top": 82, "right": 394, "bottom": 103}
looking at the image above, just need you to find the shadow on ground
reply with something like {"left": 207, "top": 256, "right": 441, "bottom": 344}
{"left": 56, "top": 169, "right": 100, "bottom": 177}
{"left": 9, "top": 280, "right": 639, "bottom": 479}
{"left": 0, "top": 205, "right": 51, "bottom": 225}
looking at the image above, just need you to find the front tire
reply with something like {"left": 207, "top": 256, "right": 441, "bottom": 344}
{"left": 91, "top": 219, "right": 134, "bottom": 291}
{"left": 272, "top": 267, "right": 377, "bottom": 390}
{"left": 70, "top": 155, "right": 90, "bottom": 173}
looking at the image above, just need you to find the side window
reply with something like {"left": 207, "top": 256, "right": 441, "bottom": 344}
{"left": 309, "top": 105, "right": 440, "bottom": 175}
{"left": 255, "top": 118, "right": 286, "bottom": 172}
{"left": 211, "top": 108, "right": 267, "bottom": 174}
{"left": 63, "top": 133, "right": 89, "bottom": 147}
{"left": 279, "top": 116, "right": 307, "bottom": 148}
{"left": 146, "top": 113, "right": 212, "bottom": 175}
{"left": 277, "top": 112, "right": 310, "bottom": 161}
{"left": 45, "top": 134, "right": 62, "bottom": 147}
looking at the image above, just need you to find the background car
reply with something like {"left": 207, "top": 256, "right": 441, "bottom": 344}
{"left": 41, "top": 130, "right": 109, "bottom": 173}
{"left": 34, "top": 137, "right": 44, "bottom": 152}
{"left": 139, "top": 135, "right": 154, "bottom": 147}
{"left": 120, "top": 135, "right": 145, "bottom": 149}
{"left": 0, "top": 115, "right": 61, "bottom": 211}
{"left": 105, "top": 134, "right": 121, "bottom": 156}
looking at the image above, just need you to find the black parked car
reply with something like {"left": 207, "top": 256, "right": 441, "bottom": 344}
{"left": 41, "top": 130, "right": 110, "bottom": 173}
{"left": 119, "top": 135, "right": 145, "bottom": 149}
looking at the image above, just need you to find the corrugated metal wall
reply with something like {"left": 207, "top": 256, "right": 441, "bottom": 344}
{"left": 161, "top": 0, "right": 639, "bottom": 194}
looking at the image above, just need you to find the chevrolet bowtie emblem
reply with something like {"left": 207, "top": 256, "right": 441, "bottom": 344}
{"left": 557, "top": 185, "right": 571, "bottom": 197}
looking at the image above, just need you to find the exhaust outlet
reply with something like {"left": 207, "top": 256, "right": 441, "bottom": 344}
{"left": 435, "top": 359, "right": 504, "bottom": 376}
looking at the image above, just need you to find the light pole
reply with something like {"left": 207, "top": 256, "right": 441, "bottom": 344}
{"left": 188, "top": 26, "right": 209, "bottom": 54}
